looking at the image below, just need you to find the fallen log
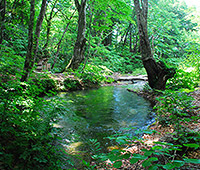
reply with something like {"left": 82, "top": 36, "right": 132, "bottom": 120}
{"left": 116, "top": 75, "right": 147, "bottom": 81}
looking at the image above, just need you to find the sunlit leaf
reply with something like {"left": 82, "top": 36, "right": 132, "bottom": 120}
{"left": 173, "top": 160, "right": 185, "bottom": 168}
{"left": 184, "top": 159, "right": 200, "bottom": 164}
{"left": 183, "top": 143, "right": 199, "bottom": 149}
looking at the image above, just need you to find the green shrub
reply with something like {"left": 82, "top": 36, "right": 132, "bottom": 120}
{"left": 0, "top": 44, "right": 24, "bottom": 86}
{"left": 166, "top": 50, "right": 200, "bottom": 91}
{"left": 155, "top": 90, "right": 199, "bottom": 144}
{"left": 0, "top": 80, "right": 64, "bottom": 169}
{"left": 29, "top": 78, "right": 57, "bottom": 96}
{"left": 40, "top": 79, "right": 57, "bottom": 92}
{"left": 185, "top": 48, "right": 200, "bottom": 81}
{"left": 79, "top": 64, "right": 108, "bottom": 86}
{"left": 65, "top": 64, "right": 114, "bottom": 89}
{"left": 64, "top": 78, "right": 83, "bottom": 91}
{"left": 167, "top": 69, "right": 199, "bottom": 91}
{"left": 89, "top": 131, "right": 200, "bottom": 170}
{"left": 89, "top": 46, "right": 143, "bottom": 73}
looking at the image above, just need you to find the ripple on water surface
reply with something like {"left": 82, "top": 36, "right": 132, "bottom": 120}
{"left": 56, "top": 84, "right": 154, "bottom": 147}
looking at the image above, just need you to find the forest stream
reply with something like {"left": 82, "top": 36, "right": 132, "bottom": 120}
{"left": 54, "top": 81, "right": 155, "bottom": 168}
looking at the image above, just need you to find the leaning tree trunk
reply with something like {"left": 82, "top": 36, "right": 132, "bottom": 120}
{"left": 69, "top": 0, "right": 87, "bottom": 70}
{"left": 133, "top": 0, "right": 175, "bottom": 90}
{"left": 20, "top": 0, "right": 35, "bottom": 82}
{"left": 21, "top": 0, "right": 47, "bottom": 82}
{"left": 33, "top": 0, "right": 47, "bottom": 61}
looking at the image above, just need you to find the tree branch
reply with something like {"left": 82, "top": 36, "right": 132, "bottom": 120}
{"left": 74, "top": 0, "right": 80, "bottom": 11}
{"left": 51, "top": 9, "right": 76, "bottom": 69}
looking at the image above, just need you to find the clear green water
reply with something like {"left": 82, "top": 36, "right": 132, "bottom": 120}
{"left": 56, "top": 83, "right": 154, "bottom": 156}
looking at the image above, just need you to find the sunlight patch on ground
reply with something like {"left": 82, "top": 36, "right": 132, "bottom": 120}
{"left": 53, "top": 123, "right": 63, "bottom": 128}
{"left": 63, "top": 141, "right": 83, "bottom": 155}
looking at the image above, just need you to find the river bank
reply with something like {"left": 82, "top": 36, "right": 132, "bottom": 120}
{"left": 107, "top": 86, "right": 200, "bottom": 170}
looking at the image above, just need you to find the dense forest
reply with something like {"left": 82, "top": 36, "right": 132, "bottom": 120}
{"left": 0, "top": 0, "right": 200, "bottom": 169}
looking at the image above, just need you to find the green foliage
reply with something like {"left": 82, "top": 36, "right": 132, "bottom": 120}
{"left": 155, "top": 90, "right": 200, "bottom": 145}
{"left": 79, "top": 64, "right": 110, "bottom": 87}
{"left": 131, "top": 67, "right": 146, "bottom": 76}
{"left": 155, "top": 91, "right": 194, "bottom": 125}
{"left": 166, "top": 51, "right": 200, "bottom": 91}
{"left": 4, "top": 23, "right": 28, "bottom": 55}
{"left": 29, "top": 78, "right": 57, "bottom": 96}
{"left": 167, "top": 69, "right": 199, "bottom": 91}
{"left": 92, "top": 130, "right": 199, "bottom": 169}
{"left": 0, "top": 80, "right": 65, "bottom": 169}
{"left": 37, "top": 78, "right": 57, "bottom": 92}
{"left": 148, "top": 0, "right": 198, "bottom": 59}
{"left": 64, "top": 78, "right": 82, "bottom": 91}
{"left": 90, "top": 46, "right": 143, "bottom": 73}
{"left": 64, "top": 64, "right": 114, "bottom": 90}
{"left": 0, "top": 44, "right": 24, "bottom": 82}
{"left": 88, "top": 139, "right": 101, "bottom": 154}
{"left": 184, "top": 48, "right": 200, "bottom": 80}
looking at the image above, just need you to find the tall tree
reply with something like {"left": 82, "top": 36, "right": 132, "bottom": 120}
{"left": 21, "top": 0, "right": 47, "bottom": 82}
{"left": 68, "top": 0, "right": 87, "bottom": 70}
{"left": 20, "top": 0, "right": 35, "bottom": 82}
{"left": 133, "top": 0, "right": 175, "bottom": 90}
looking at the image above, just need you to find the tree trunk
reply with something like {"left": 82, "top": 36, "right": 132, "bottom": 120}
{"left": 20, "top": 0, "right": 35, "bottom": 82}
{"left": 33, "top": 0, "right": 47, "bottom": 61}
{"left": 133, "top": 0, "right": 175, "bottom": 90}
{"left": 69, "top": 0, "right": 87, "bottom": 70}
{"left": 21, "top": 0, "right": 47, "bottom": 82}
{"left": 0, "top": 0, "right": 6, "bottom": 45}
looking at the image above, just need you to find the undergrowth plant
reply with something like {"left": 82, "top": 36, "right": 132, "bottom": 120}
{"left": 89, "top": 45, "right": 143, "bottom": 73}
{"left": 0, "top": 70, "right": 71, "bottom": 169}
{"left": 85, "top": 129, "right": 200, "bottom": 170}
{"left": 167, "top": 49, "right": 200, "bottom": 91}
{"left": 155, "top": 90, "right": 200, "bottom": 149}
{"left": 185, "top": 48, "right": 200, "bottom": 81}
{"left": 167, "top": 69, "right": 199, "bottom": 91}
{"left": 0, "top": 82, "right": 63, "bottom": 169}
{"left": 65, "top": 64, "right": 114, "bottom": 90}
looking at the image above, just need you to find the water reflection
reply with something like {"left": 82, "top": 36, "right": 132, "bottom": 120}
{"left": 57, "top": 84, "right": 154, "bottom": 149}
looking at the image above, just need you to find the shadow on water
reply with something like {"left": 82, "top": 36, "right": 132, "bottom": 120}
{"left": 55, "top": 82, "right": 155, "bottom": 168}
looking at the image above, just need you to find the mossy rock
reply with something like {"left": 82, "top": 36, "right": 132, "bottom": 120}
{"left": 64, "top": 78, "right": 83, "bottom": 91}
